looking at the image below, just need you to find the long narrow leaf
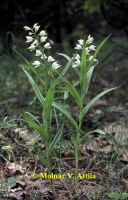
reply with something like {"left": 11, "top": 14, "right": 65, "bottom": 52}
{"left": 13, "top": 48, "right": 30, "bottom": 65}
{"left": 53, "top": 102, "right": 79, "bottom": 132}
{"left": 88, "top": 35, "right": 110, "bottom": 70}
{"left": 23, "top": 112, "right": 46, "bottom": 139}
{"left": 57, "top": 53, "right": 71, "bottom": 61}
{"left": 64, "top": 79, "right": 82, "bottom": 108}
{"left": 84, "top": 65, "right": 95, "bottom": 97}
{"left": 24, "top": 112, "right": 41, "bottom": 125}
{"left": 23, "top": 69, "right": 45, "bottom": 107}
{"left": 82, "top": 87, "right": 117, "bottom": 119}
{"left": 44, "top": 82, "right": 55, "bottom": 125}
{"left": 80, "top": 129, "right": 106, "bottom": 143}
{"left": 49, "top": 124, "right": 64, "bottom": 154}
{"left": 80, "top": 44, "right": 87, "bottom": 97}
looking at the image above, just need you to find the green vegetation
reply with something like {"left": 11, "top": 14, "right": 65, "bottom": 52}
{"left": 0, "top": 9, "right": 128, "bottom": 199}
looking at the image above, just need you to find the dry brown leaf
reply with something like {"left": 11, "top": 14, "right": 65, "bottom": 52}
{"left": 10, "top": 187, "right": 26, "bottom": 200}
{"left": 63, "top": 151, "right": 74, "bottom": 158}
{"left": 99, "top": 145, "right": 112, "bottom": 153}
{"left": 7, "top": 162, "right": 26, "bottom": 175}
{"left": 81, "top": 136, "right": 112, "bottom": 155}
{"left": 121, "top": 179, "right": 128, "bottom": 190}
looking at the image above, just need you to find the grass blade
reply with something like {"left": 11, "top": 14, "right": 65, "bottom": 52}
{"left": 49, "top": 124, "right": 64, "bottom": 154}
{"left": 81, "top": 129, "right": 106, "bottom": 143}
{"left": 57, "top": 53, "right": 71, "bottom": 61}
{"left": 84, "top": 65, "right": 95, "bottom": 96}
{"left": 23, "top": 68, "right": 45, "bottom": 107}
{"left": 44, "top": 82, "right": 55, "bottom": 125}
{"left": 82, "top": 87, "right": 117, "bottom": 119}
{"left": 23, "top": 112, "right": 46, "bottom": 139}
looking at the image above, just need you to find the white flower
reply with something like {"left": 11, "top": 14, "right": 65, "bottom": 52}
{"left": 72, "top": 64, "right": 77, "bottom": 68}
{"left": 78, "top": 39, "right": 84, "bottom": 45}
{"left": 32, "top": 61, "right": 40, "bottom": 67}
{"left": 24, "top": 26, "right": 31, "bottom": 31}
{"left": 33, "top": 23, "right": 40, "bottom": 32}
{"left": 75, "top": 59, "right": 80, "bottom": 65}
{"left": 52, "top": 62, "right": 61, "bottom": 69}
{"left": 40, "top": 36, "right": 47, "bottom": 43}
{"left": 32, "top": 40, "right": 38, "bottom": 45}
{"left": 26, "top": 36, "right": 33, "bottom": 43}
{"left": 44, "top": 42, "right": 51, "bottom": 49}
{"left": 74, "top": 54, "right": 80, "bottom": 60}
{"left": 72, "top": 53, "right": 81, "bottom": 67}
{"left": 35, "top": 50, "right": 42, "bottom": 56}
{"left": 41, "top": 54, "right": 47, "bottom": 59}
{"left": 40, "top": 30, "right": 47, "bottom": 36}
{"left": 86, "top": 35, "right": 93, "bottom": 44}
{"left": 74, "top": 44, "right": 82, "bottom": 50}
{"left": 89, "top": 45, "right": 96, "bottom": 51}
{"left": 28, "top": 44, "right": 36, "bottom": 51}
{"left": 29, "top": 32, "right": 33, "bottom": 35}
{"left": 47, "top": 56, "right": 55, "bottom": 62}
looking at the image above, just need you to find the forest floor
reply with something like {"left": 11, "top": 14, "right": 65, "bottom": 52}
{"left": 0, "top": 37, "right": 128, "bottom": 199}
{"left": 0, "top": 77, "right": 128, "bottom": 200}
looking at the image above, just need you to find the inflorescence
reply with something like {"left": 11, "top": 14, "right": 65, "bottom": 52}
{"left": 24, "top": 23, "right": 98, "bottom": 69}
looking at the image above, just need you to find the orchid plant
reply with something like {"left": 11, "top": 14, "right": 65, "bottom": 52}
{"left": 22, "top": 23, "right": 116, "bottom": 191}
{"left": 22, "top": 23, "right": 65, "bottom": 192}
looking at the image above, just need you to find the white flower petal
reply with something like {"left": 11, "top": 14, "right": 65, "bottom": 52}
{"left": 72, "top": 64, "right": 77, "bottom": 68}
{"left": 52, "top": 62, "right": 61, "bottom": 69}
{"left": 41, "top": 54, "right": 47, "bottom": 59}
{"left": 44, "top": 42, "right": 51, "bottom": 49}
{"left": 26, "top": 36, "right": 33, "bottom": 43}
{"left": 40, "top": 30, "right": 47, "bottom": 36}
{"left": 89, "top": 45, "right": 96, "bottom": 51}
{"left": 24, "top": 26, "right": 31, "bottom": 31}
{"left": 86, "top": 35, "right": 93, "bottom": 44}
{"left": 32, "top": 40, "right": 38, "bottom": 45}
{"left": 28, "top": 44, "right": 36, "bottom": 51}
{"left": 75, "top": 54, "right": 80, "bottom": 60}
{"left": 33, "top": 23, "right": 40, "bottom": 32}
{"left": 32, "top": 61, "right": 40, "bottom": 67}
{"left": 74, "top": 44, "right": 82, "bottom": 50}
{"left": 47, "top": 56, "right": 55, "bottom": 62}
{"left": 40, "top": 36, "right": 47, "bottom": 43}
{"left": 35, "top": 50, "right": 42, "bottom": 56}
{"left": 75, "top": 60, "right": 80, "bottom": 65}
{"left": 78, "top": 39, "right": 84, "bottom": 45}
{"left": 29, "top": 32, "right": 33, "bottom": 35}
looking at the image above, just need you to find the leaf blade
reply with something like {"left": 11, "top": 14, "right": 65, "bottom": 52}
{"left": 82, "top": 87, "right": 117, "bottom": 119}
{"left": 49, "top": 125, "right": 64, "bottom": 154}
{"left": 23, "top": 68, "right": 45, "bottom": 107}
{"left": 23, "top": 112, "right": 46, "bottom": 139}
{"left": 53, "top": 102, "right": 79, "bottom": 132}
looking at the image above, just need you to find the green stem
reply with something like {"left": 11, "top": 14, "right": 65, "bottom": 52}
{"left": 46, "top": 144, "right": 55, "bottom": 193}
{"left": 75, "top": 141, "right": 79, "bottom": 190}
{"left": 75, "top": 112, "right": 82, "bottom": 190}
